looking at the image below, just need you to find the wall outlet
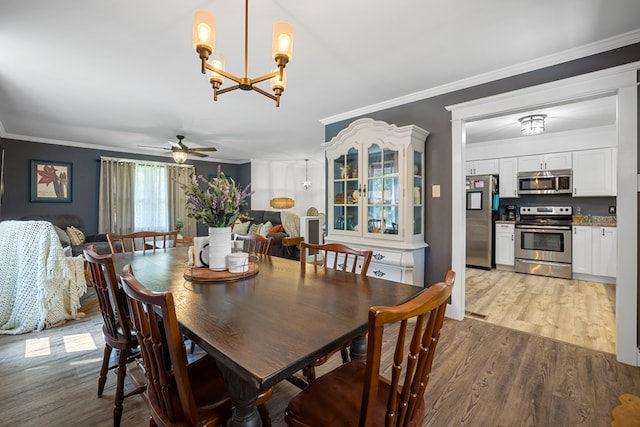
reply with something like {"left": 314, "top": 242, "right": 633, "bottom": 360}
{"left": 432, "top": 185, "right": 441, "bottom": 198}
{"left": 609, "top": 205, "right": 616, "bottom": 215}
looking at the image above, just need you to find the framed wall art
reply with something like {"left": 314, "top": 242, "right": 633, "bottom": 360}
{"left": 30, "top": 160, "right": 72, "bottom": 202}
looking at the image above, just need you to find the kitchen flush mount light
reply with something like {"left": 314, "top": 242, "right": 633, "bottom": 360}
{"left": 172, "top": 150, "right": 188, "bottom": 164}
{"left": 519, "top": 114, "right": 546, "bottom": 136}
{"left": 192, "top": 0, "right": 294, "bottom": 107}
{"left": 302, "top": 159, "right": 312, "bottom": 190}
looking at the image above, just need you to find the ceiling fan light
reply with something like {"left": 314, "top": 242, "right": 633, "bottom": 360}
{"left": 519, "top": 114, "right": 546, "bottom": 136}
{"left": 172, "top": 150, "right": 188, "bottom": 164}
{"left": 192, "top": 10, "right": 216, "bottom": 56}
{"left": 272, "top": 21, "right": 294, "bottom": 63}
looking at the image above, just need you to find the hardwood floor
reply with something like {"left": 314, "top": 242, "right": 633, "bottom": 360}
{"left": 2, "top": 301, "right": 638, "bottom": 426}
{"left": 465, "top": 267, "right": 617, "bottom": 354}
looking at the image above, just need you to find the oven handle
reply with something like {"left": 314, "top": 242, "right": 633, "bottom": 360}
{"left": 515, "top": 225, "right": 571, "bottom": 230}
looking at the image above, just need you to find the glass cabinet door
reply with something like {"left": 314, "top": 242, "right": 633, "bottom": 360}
{"left": 332, "top": 147, "right": 360, "bottom": 232}
{"left": 413, "top": 150, "right": 423, "bottom": 235}
{"left": 366, "top": 145, "right": 399, "bottom": 235}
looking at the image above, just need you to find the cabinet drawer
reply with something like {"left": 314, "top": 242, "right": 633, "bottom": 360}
{"left": 369, "top": 250, "right": 402, "bottom": 266}
{"left": 367, "top": 263, "right": 402, "bottom": 282}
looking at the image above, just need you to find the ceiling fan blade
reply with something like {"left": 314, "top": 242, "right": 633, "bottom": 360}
{"left": 191, "top": 147, "right": 218, "bottom": 152}
{"left": 189, "top": 151, "right": 208, "bottom": 158}
{"left": 138, "top": 144, "right": 171, "bottom": 151}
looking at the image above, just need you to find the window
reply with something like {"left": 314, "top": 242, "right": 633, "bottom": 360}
{"left": 134, "top": 163, "right": 169, "bottom": 232}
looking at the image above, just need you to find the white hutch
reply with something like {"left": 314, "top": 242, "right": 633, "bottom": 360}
{"left": 322, "top": 118, "right": 429, "bottom": 287}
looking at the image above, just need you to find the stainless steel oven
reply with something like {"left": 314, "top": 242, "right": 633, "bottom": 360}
{"left": 514, "top": 206, "right": 573, "bottom": 279}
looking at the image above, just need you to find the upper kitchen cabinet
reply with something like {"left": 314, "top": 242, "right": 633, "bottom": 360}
{"left": 498, "top": 157, "right": 519, "bottom": 198}
{"left": 322, "top": 118, "right": 429, "bottom": 287}
{"left": 572, "top": 148, "right": 617, "bottom": 197}
{"left": 466, "top": 159, "right": 499, "bottom": 176}
{"left": 517, "top": 152, "right": 572, "bottom": 172}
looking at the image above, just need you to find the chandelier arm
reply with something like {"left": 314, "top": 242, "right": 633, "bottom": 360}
{"left": 252, "top": 85, "right": 278, "bottom": 101}
{"left": 204, "top": 63, "right": 244, "bottom": 85}
{"left": 250, "top": 70, "right": 280, "bottom": 85}
{"left": 217, "top": 84, "right": 241, "bottom": 95}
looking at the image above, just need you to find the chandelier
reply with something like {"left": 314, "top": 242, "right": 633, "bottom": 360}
{"left": 519, "top": 114, "right": 546, "bottom": 136}
{"left": 302, "top": 159, "right": 312, "bottom": 190}
{"left": 192, "top": 0, "right": 294, "bottom": 107}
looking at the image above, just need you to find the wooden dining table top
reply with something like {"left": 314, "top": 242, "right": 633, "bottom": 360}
{"left": 111, "top": 246, "right": 424, "bottom": 391}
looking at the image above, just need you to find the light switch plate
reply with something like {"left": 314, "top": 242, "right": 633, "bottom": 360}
{"left": 432, "top": 185, "right": 441, "bottom": 198}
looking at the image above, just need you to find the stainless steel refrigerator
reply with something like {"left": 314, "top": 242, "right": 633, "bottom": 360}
{"left": 465, "top": 175, "right": 498, "bottom": 269}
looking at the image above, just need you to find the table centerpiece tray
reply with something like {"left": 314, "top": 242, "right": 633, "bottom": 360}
{"left": 184, "top": 263, "right": 259, "bottom": 283}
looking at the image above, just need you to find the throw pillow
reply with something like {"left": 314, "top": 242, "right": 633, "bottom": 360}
{"left": 54, "top": 225, "right": 71, "bottom": 247}
{"left": 269, "top": 224, "right": 284, "bottom": 234}
{"left": 258, "top": 221, "right": 273, "bottom": 237}
{"left": 248, "top": 222, "right": 262, "bottom": 235}
{"left": 66, "top": 226, "right": 86, "bottom": 246}
{"left": 234, "top": 220, "right": 251, "bottom": 235}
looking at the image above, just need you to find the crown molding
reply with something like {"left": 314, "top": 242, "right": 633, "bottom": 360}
{"left": 320, "top": 29, "right": 640, "bottom": 125}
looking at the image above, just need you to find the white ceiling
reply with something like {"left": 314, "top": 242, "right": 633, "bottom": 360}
{"left": 1, "top": 1, "right": 639, "bottom": 164}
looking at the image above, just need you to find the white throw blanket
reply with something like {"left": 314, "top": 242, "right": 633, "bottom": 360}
{"left": 0, "top": 220, "right": 87, "bottom": 334}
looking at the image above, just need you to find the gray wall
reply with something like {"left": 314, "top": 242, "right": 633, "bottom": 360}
{"left": 0, "top": 137, "right": 251, "bottom": 235}
{"left": 326, "top": 43, "right": 640, "bottom": 286}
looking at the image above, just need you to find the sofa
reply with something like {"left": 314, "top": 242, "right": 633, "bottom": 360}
{"left": 234, "top": 210, "right": 300, "bottom": 259}
{"left": 20, "top": 214, "right": 111, "bottom": 256}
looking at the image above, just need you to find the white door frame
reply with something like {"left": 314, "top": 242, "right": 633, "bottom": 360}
{"left": 446, "top": 62, "right": 639, "bottom": 366}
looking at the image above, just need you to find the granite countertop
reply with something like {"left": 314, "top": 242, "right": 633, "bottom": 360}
{"left": 572, "top": 215, "right": 617, "bottom": 227}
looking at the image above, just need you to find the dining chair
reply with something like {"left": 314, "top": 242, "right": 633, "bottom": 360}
{"left": 234, "top": 233, "right": 274, "bottom": 255}
{"left": 294, "top": 242, "right": 373, "bottom": 387}
{"left": 285, "top": 270, "right": 456, "bottom": 427}
{"left": 106, "top": 230, "right": 178, "bottom": 253}
{"left": 83, "top": 246, "right": 146, "bottom": 427}
{"left": 119, "top": 265, "right": 273, "bottom": 427}
{"left": 300, "top": 242, "right": 373, "bottom": 275}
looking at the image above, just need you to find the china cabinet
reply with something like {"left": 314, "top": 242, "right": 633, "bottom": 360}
{"left": 322, "top": 118, "right": 429, "bottom": 287}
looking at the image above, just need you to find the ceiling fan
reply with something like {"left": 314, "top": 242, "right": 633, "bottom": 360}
{"left": 139, "top": 135, "right": 217, "bottom": 163}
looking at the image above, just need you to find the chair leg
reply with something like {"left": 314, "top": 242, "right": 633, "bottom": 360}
{"left": 113, "top": 349, "right": 128, "bottom": 427}
{"left": 258, "top": 403, "right": 272, "bottom": 427}
{"left": 98, "top": 344, "right": 113, "bottom": 397}
{"left": 302, "top": 365, "right": 316, "bottom": 383}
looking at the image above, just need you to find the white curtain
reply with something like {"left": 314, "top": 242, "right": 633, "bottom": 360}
{"left": 98, "top": 159, "right": 135, "bottom": 234}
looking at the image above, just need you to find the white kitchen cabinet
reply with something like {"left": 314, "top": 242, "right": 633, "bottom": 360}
{"left": 495, "top": 223, "right": 515, "bottom": 266}
{"left": 466, "top": 159, "right": 499, "bottom": 176}
{"left": 572, "top": 148, "right": 617, "bottom": 197}
{"left": 572, "top": 225, "right": 616, "bottom": 279}
{"left": 592, "top": 226, "right": 617, "bottom": 277}
{"left": 498, "top": 157, "right": 519, "bottom": 198}
{"left": 517, "top": 152, "right": 572, "bottom": 172}
{"left": 322, "top": 118, "right": 429, "bottom": 286}
{"left": 572, "top": 226, "right": 592, "bottom": 274}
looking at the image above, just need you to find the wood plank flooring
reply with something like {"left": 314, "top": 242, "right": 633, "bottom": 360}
{"left": 2, "top": 301, "right": 639, "bottom": 426}
{"left": 465, "top": 268, "right": 617, "bottom": 354}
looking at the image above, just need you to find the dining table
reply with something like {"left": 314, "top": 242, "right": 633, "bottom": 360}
{"left": 111, "top": 246, "right": 424, "bottom": 427}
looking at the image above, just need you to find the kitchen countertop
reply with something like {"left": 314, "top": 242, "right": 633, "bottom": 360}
{"left": 573, "top": 215, "right": 617, "bottom": 227}
{"left": 493, "top": 217, "right": 616, "bottom": 227}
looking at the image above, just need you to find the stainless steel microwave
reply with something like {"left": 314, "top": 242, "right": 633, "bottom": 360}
{"left": 517, "top": 169, "right": 572, "bottom": 195}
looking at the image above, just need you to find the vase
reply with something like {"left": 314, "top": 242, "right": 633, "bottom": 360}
{"left": 208, "top": 226, "right": 231, "bottom": 271}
